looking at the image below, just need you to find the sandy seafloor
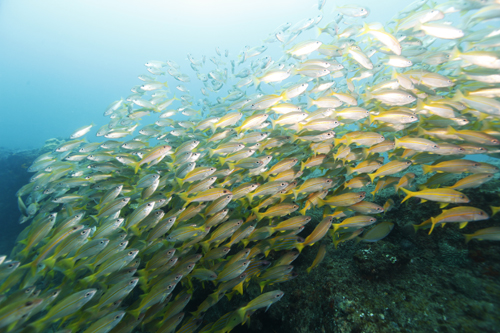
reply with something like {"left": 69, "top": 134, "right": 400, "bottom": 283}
{"left": 1, "top": 141, "right": 499, "bottom": 333}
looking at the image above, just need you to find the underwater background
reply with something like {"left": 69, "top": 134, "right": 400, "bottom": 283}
{"left": 0, "top": 0, "right": 500, "bottom": 332}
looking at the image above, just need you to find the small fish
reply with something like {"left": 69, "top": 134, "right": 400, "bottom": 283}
{"left": 357, "top": 222, "right": 394, "bottom": 242}
{"left": 428, "top": 206, "right": 489, "bottom": 235}
{"left": 306, "top": 244, "right": 327, "bottom": 273}
{"left": 401, "top": 187, "right": 469, "bottom": 206}
{"left": 464, "top": 227, "right": 500, "bottom": 243}
{"left": 297, "top": 216, "right": 333, "bottom": 251}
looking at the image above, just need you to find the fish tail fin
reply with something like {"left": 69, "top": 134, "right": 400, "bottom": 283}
{"left": 359, "top": 22, "right": 370, "bottom": 36}
{"left": 296, "top": 242, "right": 305, "bottom": 253}
{"left": 300, "top": 161, "right": 306, "bottom": 172}
{"left": 421, "top": 164, "right": 433, "bottom": 174}
{"left": 428, "top": 217, "right": 437, "bottom": 235}
{"left": 368, "top": 114, "right": 375, "bottom": 125}
{"left": 255, "top": 211, "right": 264, "bottom": 222}
{"left": 332, "top": 223, "right": 340, "bottom": 233}
{"left": 270, "top": 119, "right": 276, "bottom": 130}
{"left": 133, "top": 161, "right": 141, "bottom": 174}
{"left": 17, "top": 247, "right": 30, "bottom": 261}
{"left": 491, "top": 206, "right": 500, "bottom": 217}
{"left": 307, "top": 96, "right": 315, "bottom": 109}
{"left": 178, "top": 193, "right": 190, "bottom": 204}
{"left": 299, "top": 207, "right": 307, "bottom": 216}
{"left": 42, "top": 257, "right": 56, "bottom": 270}
{"left": 450, "top": 46, "right": 461, "bottom": 60}
{"left": 208, "top": 148, "right": 216, "bottom": 158}
{"left": 368, "top": 173, "right": 376, "bottom": 184}
{"left": 464, "top": 233, "right": 473, "bottom": 244}
{"left": 227, "top": 162, "right": 236, "bottom": 170}
{"left": 252, "top": 76, "right": 260, "bottom": 88}
{"left": 446, "top": 125, "right": 458, "bottom": 135}
{"left": 280, "top": 90, "right": 289, "bottom": 102}
{"left": 209, "top": 124, "right": 217, "bottom": 134}
{"left": 233, "top": 281, "right": 244, "bottom": 295}
{"left": 417, "top": 126, "right": 426, "bottom": 138}
{"left": 138, "top": 277, "right": 149, "bottom": 292}
{"left": 29, "top": 261, "right": 38, "bottom": 277}
{"left": 316, "top": 198, "right": 325, "bottom": 208}
{"left": 400, "top": 187, "right": 414, "bottom": 204}
{"left": 246, "top": 193, "right": 254, "bottom": 205}
{"left": 129, "top": 308, "right": 142, "bottom": 320}
{"left": 361, "top": 148, "right": 370, "bottom": 160}
{"left": 176, "top": 177, "right": 184, "bottom": 188}
{"left": 315, "top": 26, "right": 323, "bottom": 37}
{"left": 345, "top": 165, "right": 353, "bottom": 175}
{"left": 218, "top": 156, "right": 226, "bottom": 166}
{"left": 235, "top": 307, "right": 247, "bottom": 323}
{"left": 451, "top": 89, "right": 464, "bottom": 102}
{"left": 236, "top": 126, "right": 245, "bottom": 135}
{"left": 292, "top": 189, "right": 299, "bottom": 201}
{"left": 57, "top": 258, "right": 76, "bottom": 272}
{"left": 80, "top": 274, "right": 96, "bottom": 285}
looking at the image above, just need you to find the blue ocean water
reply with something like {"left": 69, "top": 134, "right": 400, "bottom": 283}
{"left": 0, "top": 0, "right": 405, "bottom": 150}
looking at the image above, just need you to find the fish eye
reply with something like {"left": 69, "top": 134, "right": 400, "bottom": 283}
{"left": 25, "top": 301, "right": 33, "bottom": 306}
{"left": 460, "top": 195, "right": 465, "bottom": 199}
{"left": 85, "top": 292, "right": 93, "bottom": 297}
{"left": 114, "top": 315, "right": 121, "bottom": 320}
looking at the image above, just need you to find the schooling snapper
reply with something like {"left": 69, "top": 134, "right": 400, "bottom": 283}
{"left": 2, "top": 0, "right": 500, "bottom": 332}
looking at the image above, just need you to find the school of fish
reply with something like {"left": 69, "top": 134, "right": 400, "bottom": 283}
{"left": 2, "top": 0, "right": 500, "bottom": 332}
